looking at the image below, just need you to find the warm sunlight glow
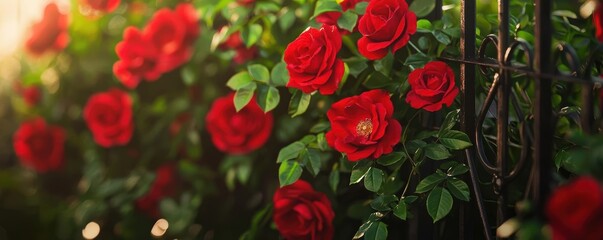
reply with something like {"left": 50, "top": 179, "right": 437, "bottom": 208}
{"left": 82, "top": 222, "right": 101, "bottom": 239}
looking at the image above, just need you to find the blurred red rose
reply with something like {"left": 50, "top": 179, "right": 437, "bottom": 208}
{"left": 357, "top": 0, "right": 416, "bottom": 60}
{"left": 84, "top": 88, "right": 133, "bottom": 147}
{"left": 284, "top": 25, "right": 344, "bottom": 95}
{"left": 13, "top": 118, "right": 65, "bottom": 172}
{"left": 205, "top": 93, "right": 273, "bottom": 154}
{"left": 405, "top": 61, "right": 458, "bottom": 112}
{"left": 219, "top": 31, "right": 258, "bottom": 64}
{"left": 546, "top": 177, "right": 603, "bottom": 240}
{"left": 326, "top": 89, "right": 402, "bottom": 161}
{"left": 136, "top": 165, "right": 178, "bottom": 218}
{"left": 144, "top": 3, "right": 199, "bottom": 72}
{"left": 273, "top": 180, "right": 335, "bottom": 240}
{"left": 316, "top": 0, "right": 369, "bottom": 33}
{"left": 113, "top": 27, "right": 162, "bottom": 88}
{"left": 25, "top": 3, "right": 69, "bottom": 56}
{"left": 81, "top": 0, "right": 120, "bottom": 12}
{"left": 595, "top": 2, "right": 603, "bottom": 42}
{"left": 22, "top": 86, "right": 41, "bottom": 107}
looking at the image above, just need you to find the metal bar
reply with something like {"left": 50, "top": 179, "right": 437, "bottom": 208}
{"left": 496, "top": 0, "right": 510, "bottom": 230}
{"left": 533, "top": 0, "right": 553, "bottom": 213}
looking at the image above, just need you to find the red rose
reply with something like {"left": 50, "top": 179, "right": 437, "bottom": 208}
{"left": 326, "top": 89, "right": 402, "bottom": 161}
{"left": 284, "top": 25, "right": 344, "bottom": 95}
{"left": 143, "top": 3, "right": 199, "bottom": 72}
{"left": 25, "top": 3, "right": 69, "bottom": 56}
{"left": 113, "top": 27, "right": 162, "bottom": 88}
{"left": 316, "top": 0, "right": 369, "bottom": 33}
{"left": 546, "top": 177, "right": 603, "bottom": 240}
{"left": 357, "top": 0, "right": 416, "bottom": 60}
{"left": 136, "top": 165, "right": 178, "bottom": 218}
{"left": 595, "top": 2, "right": 603, "bottom": 42}
{"left": 273, "top": 180, "right": 335, "bottom": 240}
{"left": 81, "top": 0, "right": 120, "bottom": 12}
{"left": 13, "top": 118, "right": 65, "bottom": 172}
{"left": 205, "top": 93, "right": 273, "bottom": 154}
{"left": 405, "top": 61, "right": 459, "bottom": 112}
{"left": 83, "top": 88, "right": 133, "bottom": 147}
{"left": 22, "top": 86, "right": 41, "bottom": 107}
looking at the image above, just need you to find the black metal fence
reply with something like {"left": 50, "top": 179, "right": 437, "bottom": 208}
{"left": 416, "top": 0, "right": 603, "bottom": 239}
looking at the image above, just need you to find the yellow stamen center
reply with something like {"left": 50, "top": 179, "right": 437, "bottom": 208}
{"left": 355, "top": 118, "right": 373, "bottom": 137}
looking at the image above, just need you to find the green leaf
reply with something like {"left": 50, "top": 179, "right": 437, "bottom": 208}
{"left": 448, "top": 164, "right": 469, "bottom": 176}
{"left": 416, "top": 19, "right": 433, "bottom": 32}
{"left": 427, "top": 187, "right": 453, "bottom": 222}
{"left": 365, "top": 222, "right": 388, "bottom": 240}
{"left": 312, "top": 0, "right": 342, "bottom": 19}
{"left": 446, "top": 178, "right": 470, "bottom": 201}
{"left": 337, "top": 11, "right": 359, "bottom": 32}
{"left": 277, "top": 141, "right": 306, "bottom": 163}
{"left": 279, "top": 10, "right": 296, "bottom": 31}
{"left": 363, "top": 71, "right": 392, "bottom": 89}
{"left": 438, "top": 130, "right": 473, "bottom": 150}
{"left": 404, "top": 54, "right": 432, "bottom": 67}
{"left": 415, "top": 130, "right": 438, "bottom": 140}
{"left": 305, "top": 148, "right": 322, "bottom": 176}
{"left": 248, "top": 64, "right": 270, "bottom": 83}
{"left": 234, "top": 82, "right": 257, "bottom": 111}
{"left": 353, "top": 2, "right": 368, "bottom": 15}
{"left": 409, "top": 0, "right": 435, "bottom": 17}
{"left": 552, "top": 10, "right": 578, "bottom": 19}
{"left": 316, "top": 133, "right": 328, "bottom": 151}
{"left": 241, "top": 23, "right": 263, "bottom": 48}
{"left": 554, "top": 150, "right": 569, "bottom": 170}
{"left": 424, "top": 144, "right": 452, "bottom": 160}
{"left": 288, "top": 90, "right": 311, "bottom": 117}
{"left": 433, "top": 30, "right": 452, "bottom": 45}
{"left": 329, "top": 163, "right": 340, "bottom": 192}
{"left": 256, "top": 85, "right": 280, "bottom": 113}
{"left": 370, "top": 194, "right": 397, "bottom": 211}
{"left": 440, "top": 109, "right": 460, "bottom": 133}
{"left": 415, "top": 173, "right": 446, "bottom": 193}
{"left": 373, "top": 52, "right": 394, "bottom": 76}
{"left": 350, "top": 160, "right": 372, "bottom": 184}
{"left": 279, "top": 160, "right": 303, "bottom": 187}
{"left": 376, "top": 152, "right": 406, "bottom": 166}
{"left": 227, "top": 72, "right": 253, "bottom": 90}
{"left": 181, "top": 66, "right": 196, "bottom": 86}
{"left": 310, "top": 122, "right": 330, "bottom": 133}
{"left": 393, "top": 199, "right": 407, "bottom": 220}
{"left": 364, "top": 168, "right": 384, "bottom": 192}
{"left": 271, "top": 62, "right": 290, "bottom": 87}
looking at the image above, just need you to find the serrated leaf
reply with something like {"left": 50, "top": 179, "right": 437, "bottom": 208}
{"left": 376, "top": 152, "right": 406, "bottom": 166}
{"left": 446, "top": 178, "right": 470, "bottom": 201}
{"left": 277, "top": 141, "right": 306, "bottom": 163}
{"left": 364, "top": 168, "right": 384, "bottom": 192}
{"left": 279, "top": 160, "right": 303, "bottom": 187}
{"left": 424, "top": 144, "right": 452, "bottom": 160}
{"left": 312, "top": 0, "right": 342, "bottom": 19}
{"left": 241, "top": 24, "right": 263, "bottom": 48}
{"left": 439, "top": 130, "right": 473, "bottom": 150}
{"left": 256, "top": 85, "right": 280, "bottom": 112}
{"left": 271, "top": 62, "right": 290, "bottom": 86}
{"left": 248, "top": 64, "right": 270, "bottom": 83}
{"left": 288, "top": 90, "right": 311, "bottom": 117}
{"left": 365, "top": 222, "right": 388, "bottom": 240}
{"left": 393, "top": 199, "right": 407, "bottom": 220}
{"left": 427, "top": 187, "right": 453, "bottom": 222}
{"left": 227, "top": 72, "right": 253, "bottom": 90}
{"left": 234, "top": 82, "right": 257, "bottom": 111}
{"left": 337, "top": 11, "right": 358, "bottom": 32}
{"left": 350, "top": 160, "right": 372, "bottom": 184}
{"left": 415, "top": 173, "right": 446, "bottom": 193}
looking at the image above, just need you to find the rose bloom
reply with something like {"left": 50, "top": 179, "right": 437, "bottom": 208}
{"left": 13, "top": 118, "right": 65, "bottom": 173}
{"left": 326, "top": 89, "right": 402, "bottom": 161}
{"left": 273, "top": 180, "right": 335, "bottom": 240}
{"left": 25, "top": 3, "right": 69, "bottom": 56}
{"left": 357, "top": 0, "right": 416, "bottom": 60}
{"left": 546, "top": 177, "right": 603, "bottom": 240}
{"left": 81, "top": 0, "right": 120, "bottom": 12}
{"left": 14, "top": 83, "right": 41, "bottom": 107}
{"left": 205, "top": 93, "right": 273, "bottom": 154}
{"left": 83, "top": 88, "right": 133, "bottom": 147}
{"left": 143, "top": 3, "right": 199, "bottom": 72}
{"left": 316, "top": 0, "right": 369, "bottom": 33}
{"left": 595, "top": 2, "right": 603, "bottom": 42}
{"left": 284, "top": 25, "right": 344, "bottom": 95}
{"left": 136, "top": 165, "right": 178, "bottom": 218}
{"left": 113, "top": 27, "right": 162, "bottom": 88}
{"left": 405, "top": 61, "right": 459, "bottom": 112}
